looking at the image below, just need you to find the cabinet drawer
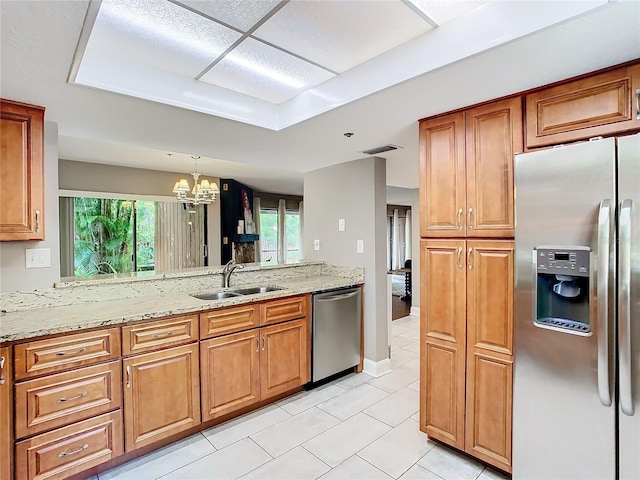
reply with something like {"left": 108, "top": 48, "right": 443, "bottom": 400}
{"left": 15, "top": 361, "right": 122, "bottom": 439}
{"left": 14, "top": 328, "right": 121, "bottom": 380}
{"left": 15, "top": 410, "right": 123, "bottom": 480}
{"left": 260, "top": 295, "right": 307, "bottom": 326}
{"left": 200, "top": 304, "right": 259, "bottom": 339}
{"left": 122, "top": 315, "right": 198, "bottom": 355}
{"left": 526, "top": 64, "right": 640, "bottom": 148}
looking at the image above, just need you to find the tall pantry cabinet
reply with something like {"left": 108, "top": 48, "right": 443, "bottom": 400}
{"left": 419, "top": 97, "right": 519, "bottom": 473}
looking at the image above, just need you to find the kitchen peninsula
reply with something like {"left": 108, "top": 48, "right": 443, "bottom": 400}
{"left": 0, "top": 261, "right": 363, "bottom": 480}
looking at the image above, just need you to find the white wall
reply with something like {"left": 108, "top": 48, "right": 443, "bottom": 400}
{"left": 304, "top": 157, "right": 388, "bottom": 364}
{"left": 0, "top": 121, "right": 60, "bottom": 292}
{"left": 410, "top": 188, "right": 420, "bottom": 310}
{"left": 58, "top": 160, "right": 221, "bottom": 266}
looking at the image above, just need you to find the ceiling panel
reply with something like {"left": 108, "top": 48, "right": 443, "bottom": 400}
{"left": 200, "top": 37, "right": 335, "bottom": 104}
{"left": 88, "top": 0, "right": 241, "bottom": 78}
{"left": 177, "top": 0, "right": 282, "bottom": 32}
{"left": 406, "top": 0, "right": 488, "bottom": 25}
{"left": 252, "top": 0, "right": 433, "bottom": 73}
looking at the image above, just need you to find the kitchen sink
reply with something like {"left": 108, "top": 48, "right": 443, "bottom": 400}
{"left": 191, "top": 291, "right": 243, "bottom": 300}
{"left": 191, "top": 286, "right": 283, "bottom": 301}
{"left": 229, "top": 286, "right": 283, "bottom": 295}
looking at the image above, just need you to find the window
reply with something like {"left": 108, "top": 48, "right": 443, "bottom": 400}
{"left": 257, "top": 196, "right": 302, "bottom": 264}
{"left": 259, "top": 208, "right": 278, "bottom": 262}
{"left": 285, "top": 211, "right": 301, "bottom": 262}
{"left": 63, "top": 196, "right": 208, "bottom": 277}
{"left": 73, "top": 197, "right": 154, "bottom": 276}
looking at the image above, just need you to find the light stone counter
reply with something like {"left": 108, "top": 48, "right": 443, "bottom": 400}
{"left": 0, "top": 262, "right": 363, "bottom": 343}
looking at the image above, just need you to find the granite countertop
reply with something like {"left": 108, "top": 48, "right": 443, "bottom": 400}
{"left": 0, "top": 274, "right": 361, "bottom": 343}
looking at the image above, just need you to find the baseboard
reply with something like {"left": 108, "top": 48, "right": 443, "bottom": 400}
{"left": 410, "top": 306, "right": 420, "bottom": 317}
{"left": 363, "top": 357, "right": 392, "bottom": 377}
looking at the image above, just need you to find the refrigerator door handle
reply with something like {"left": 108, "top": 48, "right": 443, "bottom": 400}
{"left": 619, "top": 198, "right": 634, "bottom": 416}
{"left": 597, "top": 199, "right": 612, "bottom": 407}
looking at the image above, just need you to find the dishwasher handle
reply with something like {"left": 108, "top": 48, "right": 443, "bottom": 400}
{"left": 316, "top": 291, "right": 359, "bottom": 302}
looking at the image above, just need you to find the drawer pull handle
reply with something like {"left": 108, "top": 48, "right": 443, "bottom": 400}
{"left": 57, "top": 391, "right": 88, "bottom": 403}
{"left": 456, "top": 247, "right": 463, "bottom": 269}
{"left": 636, "top": 88, "right": 640, "bottom": 120}
{"left": 467, "top": 208, "right": 474, "bottom": 230}
{"left": 262, "top": 334, "right": 266, "bottom": 351}
{"left": 126, "top": 365, "right": 131, "bottom": 388}
{"left": 467, "top": 247, "right": 473, "bottom": 270}
{"left": 456, "top": 208, "right": 463, "bottom": 230}
{"left": 255, "top": 334, "right": 259, "bottom": 353}
{"left": 58, "top": 443, "right": 89, "bottom": 458}
{"left": 55, "top": 347, "right": 86, "bottom": 357}
{"left": 35, "top": 209, "right": 41, "bottom": 233}
{"left": 0, "top": 356, "right": 5, "bottom": 385}
{"left": 151, "top": 330, "right": 173, "bottom": 339}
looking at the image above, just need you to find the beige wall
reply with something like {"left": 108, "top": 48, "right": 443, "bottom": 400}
{"left": 0, "top": 122, "right": 61, "bottom": 292}
{"left": 303, "top": 157, "right": 388, "bottom": 363}
{"left": 410, "top": 188, "right": 420, "bottom": 309}
{"left": 58, "top": 160, "right": 221, "bottom": 266}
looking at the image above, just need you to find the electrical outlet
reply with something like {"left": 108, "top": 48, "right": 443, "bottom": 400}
{"left": 338, "top": 219, "right": 345, "bottom": 231}
{"left": 356, "top": 240, "right": 364, "bottom": 254}
{"left": 313, "top": 239, "right": 320, "bottom": 251}
{"left": 26, "top": 248, "right": 51, "bottom": 268}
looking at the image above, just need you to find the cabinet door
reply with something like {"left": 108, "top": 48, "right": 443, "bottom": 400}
{"left": 260, "top": 319, "right": 309, "bottom": 400}
{"left": 420, "top": 240, "right": 466, "bottom": 449}
{"left": 526, "top": 64, "right": 640, "bottom": 148}
{"left": 1, "top": 347, "right": 12, "bottom": 480}
{"left": 419, "top": 112, "right": 466, "bottom": 237}
{"left": 465, "top": 98, "right": 522, "bottom": 237}
{"left": 200, "top": 330, "right": 260, "bottom": 422}
{"left": 0, "top": 100, "right": 45, "bottom": 241}
{"left": 123, "top": 344, "right": 200, "bottom": 452}
{"left": 465, "top": 240, "right": 514, "bottom": 472}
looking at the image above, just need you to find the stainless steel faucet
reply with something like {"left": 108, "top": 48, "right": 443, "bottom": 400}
{"left": 222, "top": 259, "right": 244, "bottom": 288}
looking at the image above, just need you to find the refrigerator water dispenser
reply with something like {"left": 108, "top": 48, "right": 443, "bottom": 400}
{"left": 534, "top": 246, "right": 592, "bottom": 336}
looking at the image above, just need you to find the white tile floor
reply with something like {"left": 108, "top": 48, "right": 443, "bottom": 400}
{"left": 96, "top": 315, "right": 509, "bottom": 480}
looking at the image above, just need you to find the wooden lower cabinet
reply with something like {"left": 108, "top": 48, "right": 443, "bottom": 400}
{"left": 1, "top": 347, "right": 13, "bottom": 480}
{"left": 260, "top": 319, "right": 309, "bottom": 400}
{"left": 420, "top": 239, "right": 514, "bottom": 473}
{"left": 201, "top": 330, "right": 260, "bottom": 421}
{"left": 123, "top": 343, "right": 200, "bottom": 452}
{"left": 201, "top": 318, "right": 310, "bottom": 420}
{"left": 15, "top": 411, "right": 123, "bottom": 480}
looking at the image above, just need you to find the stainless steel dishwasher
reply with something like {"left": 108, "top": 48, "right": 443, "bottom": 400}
{"left": 312, "top": 287, "right": 361, "bottom": 383}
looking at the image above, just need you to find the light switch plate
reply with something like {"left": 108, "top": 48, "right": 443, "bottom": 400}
{"left": 338, "top": 219, "right": 345, "bottom": 231}
{"left": 313, "top": 239, "right": 320, "bottom": 251}
{"left": 26, "top": 248, "right": 51, "bottom": 268}
{"left": 356, "top": 240, "right": 364, "bottom": 254}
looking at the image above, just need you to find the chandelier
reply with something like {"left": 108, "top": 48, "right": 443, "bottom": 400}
{"left": 172, "top": 156, "right": 219, "bottom": 205}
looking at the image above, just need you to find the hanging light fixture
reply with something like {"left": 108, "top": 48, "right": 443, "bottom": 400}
{"left": 172, "top": 156, "right": 219, "bottom": 205}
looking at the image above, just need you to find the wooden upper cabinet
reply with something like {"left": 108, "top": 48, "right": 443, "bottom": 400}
{"left": 419, "top": 98, "right": 521, "bottom": 238}
{"left": 123, "top": 344, "right": 200, "bottom": 452}
{"left": 0, "top": 99, "right": 45, "bottom": 241}
{"left": 526, "top": 64, "right": 640, "bottom": 148}
{"left": 465, "top": 98, "right": 521, "bottom": 237}
{"left": 1, "top": 347, "right": 12, "bottom": 480}
{"left": 419, "top": 112, "right": 466, "bottom": 237}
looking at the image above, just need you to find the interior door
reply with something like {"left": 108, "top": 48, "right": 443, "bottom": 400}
{"left": 618, "top": 133, "right": 640, "bottom": 480}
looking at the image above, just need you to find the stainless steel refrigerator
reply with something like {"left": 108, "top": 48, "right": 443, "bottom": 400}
{"left": 513, "top": 134, "right": 640, "bottom": 479}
